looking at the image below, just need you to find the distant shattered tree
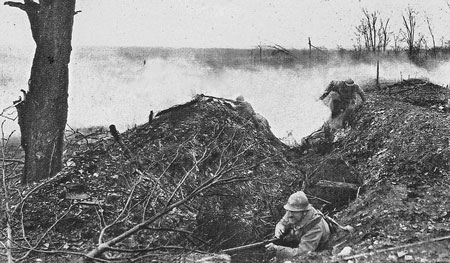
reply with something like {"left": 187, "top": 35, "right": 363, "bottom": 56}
{"left": 401, "top": 7, "right": 418, "bottom": 58}
{"left": 426, "top": 16, "right": 436, "bottom": 58}
{"left": 378, "top": 18, "right": 390, "bottom": 52}
{"left": 4, "top": 0, "right": 77, "bottom": 184}
{"left": 362, "top": 9, "right": 378, "bottom": 52}
{"left": 355, "top": 9, "right": 391, "bottom": 53}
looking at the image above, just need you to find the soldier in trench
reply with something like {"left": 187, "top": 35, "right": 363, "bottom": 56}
{"left": 265, "top": 191, "right": 331, "bottom": 259}
{"left": 319, "top": 78, "right": 366, "bottom": 127}
{"left": 235, "top": 95, "right": 271, "bottom": 130}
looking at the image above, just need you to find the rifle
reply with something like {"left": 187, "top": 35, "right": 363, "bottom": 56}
{"left": 324, "top": 214, "right": 355, "bottom": 234}
{"left": 222, "top": 216, "right": 324, "bottom": 254}
{"left": 197, "top": 94, "right": 238, "bottom": 104}
{"left": 221, "top": 237, "right": 279, "bottom": 253}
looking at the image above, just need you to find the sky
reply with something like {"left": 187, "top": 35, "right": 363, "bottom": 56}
{"left": 1, "top": 0, "right": 450, "bottom": 49}
{"left": 2, "top": 0, "right": 450, "bottom": 142}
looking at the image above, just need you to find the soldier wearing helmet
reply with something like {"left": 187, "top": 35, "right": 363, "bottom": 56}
{"left": 235, "top": 95, "right": 256, "bottom": 118}
{"left": 265, "top": 191, "right": 330, "bottom": 258}
{"left": 235, "top": 96, "right": 271, "bottom": 130}
{"left": 319, "top": 78, "right": 366, "bottom": 121}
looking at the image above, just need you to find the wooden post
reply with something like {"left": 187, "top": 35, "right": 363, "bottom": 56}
{"left": 259, "top": 43, "right": 262, "bottom": 63}
{"left": 376, "top": 60, "right": 380, "bottom": 90}
{"left": 308, "top": 37, "right": 312, "bottom": 67}
{"left": 148, "top": 110, "right": 153, "bottom": 124}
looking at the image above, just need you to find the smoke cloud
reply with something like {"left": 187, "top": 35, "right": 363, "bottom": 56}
{"left": 1, "top": 47, "right": 449, "bottom": 144}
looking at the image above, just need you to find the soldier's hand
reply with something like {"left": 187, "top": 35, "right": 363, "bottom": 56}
{"left": 265, "top": 242, "right": 278, "bottom": 252}
{"left": 356, "top": 103, "right": 364, "bottom": 110}
{"left": 274, "top": 224, "right": 285, "bottom": 238}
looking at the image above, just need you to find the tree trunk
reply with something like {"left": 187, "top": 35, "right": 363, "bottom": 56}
{"left": 7, "top": 0, "right": 76, "bottom": 184}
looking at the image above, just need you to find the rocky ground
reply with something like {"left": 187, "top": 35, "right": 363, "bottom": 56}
{"left": 1, "top": 79, "right": 449, "bottom": 262}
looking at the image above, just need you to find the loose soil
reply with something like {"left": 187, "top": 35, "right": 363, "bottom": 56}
{"left": 1, "top": 79, "right": 449, "bottom": 263}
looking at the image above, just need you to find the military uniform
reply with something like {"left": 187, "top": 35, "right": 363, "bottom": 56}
{"left": 274, "top": 207, "right": 330, "bottom": 258}
{"left": 266, "top": 191, "right": 330, "bottom": 259}
{"left": 319, "top": 79, "right": 366, "bottom": 119}
{"left": 235, "top": 96, "right": 270, "bottom": 130}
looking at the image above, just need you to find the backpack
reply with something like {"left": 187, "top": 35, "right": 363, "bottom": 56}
{"left": 321, "top": 214, "right": 339, "bottom": 235}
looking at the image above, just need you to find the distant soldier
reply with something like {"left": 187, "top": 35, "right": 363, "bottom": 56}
{"left": 235, "top": 95, "right": 256, "bottom": 118}
{"left": 319, "top": 78, "right": 366, "bottom": 121}
{"left": 265, "top": 191, "right": 330, "bottom": 259}
{"left": 235, "top": 96, "right": 271, "bottom": 130}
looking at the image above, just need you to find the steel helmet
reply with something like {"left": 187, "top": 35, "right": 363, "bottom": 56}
{"left": 236, "top": 95, "right": 245, "bottom": 102}
{"left": 283, "top": 191, "right": 312, "bottom": 212}
{"left": 345, "top": 78, "right": 355, "bottom": 86}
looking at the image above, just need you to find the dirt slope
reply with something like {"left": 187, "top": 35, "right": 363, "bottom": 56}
{"left": 310, "top": 80, "right": 450, "bottom": 262}
{"left": 5, "top": 80, "right": 450, "bottom": 262}
{"left": 9, "top": 95, "right": 304, "bottom": 262}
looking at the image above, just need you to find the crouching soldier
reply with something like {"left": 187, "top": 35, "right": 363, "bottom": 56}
{"left": 235, "top": 96, "right": 271, "bottom": 130}
{"left": 265, "top": 191, "right": 330, "bottom": 259}
{"left": 235, "top": 95, "right": 256, "bottom": 118}
{"left": 319, "top": 78, "right": 366, "bottom": 127}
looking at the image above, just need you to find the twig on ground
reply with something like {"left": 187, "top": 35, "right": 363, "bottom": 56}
{"left": 1, "top": 159, "right": 24, "bottom": 164}
{"left": 98, "top": 175, "right": 143, "bottom": 245}
{"left": 15, "top": 203, "right": 75, "bottom": 262}
{"left": 79, "top": 128, "right": 256, "bottom": 261}
{"left": 1, "top": 121, "right": 15, "bottom": 263}
{"left": 342, "top": 234, "right": 450, "bottom": 261}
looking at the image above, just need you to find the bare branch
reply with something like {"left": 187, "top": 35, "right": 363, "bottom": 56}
{"left": 3, "top": 1, "right": 27, "bottom": 11}
{"left": 4, "top": 0, "right": 39, "bottom": 15}
{"left": 165, "top": 145, "right": 209, "bottom": 207}
{"left": 12, "top": 170, "right": 68, "bottom": 216}
{"left": 1, "top": 159, "right": 24, "bottom": 164}
{"left": 11, "top": 243, "right": 112, "bottom": 263}
{"left": 81, "top": 130, "right": 253, "bottom": 261}
{"left": 402, "top": 6, "right": 417, "bottom": 57}
{"left": 98, "top": 175, "right": 143, "bottom": 245}
{"left": 108, "top": 245, "right": 187, "bottom": 253}
{"left": 344, "top": 235, "right": 450, "bottom": 261}
{"left": 1, "top": 121, "right": 15, "bottom": 263}
{"left": 426, "top": 16, "right": 436, "bottom": 57}
{"left": 15, "top": 203, "right": 74, "bottom": 261}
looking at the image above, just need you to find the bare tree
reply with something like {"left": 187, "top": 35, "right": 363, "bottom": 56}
{"left": 392, "top": 31, "right": 402, "bottom": 54}
{"left": 352, "top": 33, "right": 363, "bottom": 59}
{"left": 401, "top": 7, "right": 417, "bottom": 58}
{"left": 355, "top": 23, "right": 370, "bottom": 51}
{"left": 355, "top": 9, "right": 390, "bottom": 53}
{"left": 4, "top": 0, "right": 77, "bottom": 184}
{"left": 363, "top": 9, "right": 378, "bottom": 52}
{"left": 378, "top": 18, "right": 391, "bottom": 52}
{"left": 426, "top": 17, "right": 437, "bottom": 58}
{"left": 415, "top": 33, "right": 426, "bottom": 55}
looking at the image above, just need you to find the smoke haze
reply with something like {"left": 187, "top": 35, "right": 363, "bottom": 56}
{"left": 1, "top": 46, "right": 449, "bottom": 143}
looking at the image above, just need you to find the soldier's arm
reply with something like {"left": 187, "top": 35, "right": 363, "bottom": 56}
{"left": 275, "top": 212, "right": 290, "bottom": 237}
{"left": 319, "top": 81, "right": 335, "bottom": 100}
{"left": 355, "top": 85, "right": 366, "bottom": 102}
{"left": 274, "top": 224, "right": 323, "bottom": 258}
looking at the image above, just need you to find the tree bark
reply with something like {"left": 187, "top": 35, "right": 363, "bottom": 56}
{"left": 6, "top": 0, "right": 76, "bottom": 184}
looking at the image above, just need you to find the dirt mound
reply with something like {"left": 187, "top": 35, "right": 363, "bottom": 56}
{"left": 383, "top": 78, "right": 450, "bottom": 109}
{"left": 6, "top": 79, "right": 450, "bottom": 262}
{"left": 333, "top": 88, "right": 450, "bottom": 262}
{"left": 9, "top": 94, "right": 306, "bottom": 261}
{"left": 291, "top": 79, "right": 450, "bottom": 262}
